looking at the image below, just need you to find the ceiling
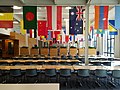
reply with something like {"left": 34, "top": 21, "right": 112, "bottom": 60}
{"left": 0, "top": 0, "right": 120, "bottom": 30}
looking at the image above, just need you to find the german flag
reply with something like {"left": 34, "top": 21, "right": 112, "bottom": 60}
{"left": 0, "top": 6, "right": 13, "bottom": 28}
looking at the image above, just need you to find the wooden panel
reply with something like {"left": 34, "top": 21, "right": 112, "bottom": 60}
{"left": 40, "top": 48, "right": 48, "bottom": 56}
{"left": 20, "top": 47, "right": 29, "bottom": 56}
{"left": 14, "top": 40, "right": 19, "bottom": 57}
{"left": 2, "top": 39, "right": 14, "bottom": 58}
{"left": 30, "top": 48, "right": 39, "bottom": 55}
{"left": 0, "top": 41, "right": 2, "bottom": 48}
{"left": 79, "top": 48, "right": 96, "bottom": 56}
{"left": 28, "top": 38, "right": 37, "bottom": 49}
{"left": 88, "top": 49, "right": 96, "bottom": 55}
{"left": 50, "top": 48, "right": 57, "bottom": 56}
{"left": 60, "top": 48, "right": 67, "bottom": 56}
{"left": 70, "top": 48, "right": 77, "bottom": 56}
{"left": 79, "top": 48, "right": 85, "bottom": 55}
{"left": 10, "top": 32, "right": 26, "bottom": 47}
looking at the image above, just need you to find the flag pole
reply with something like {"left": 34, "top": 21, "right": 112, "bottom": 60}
{"left": 85, "top": 4, "right": 90, "bottom": 65}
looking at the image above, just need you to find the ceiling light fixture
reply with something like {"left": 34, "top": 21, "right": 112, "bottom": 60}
{"left": 65, "top": 6, "right": 71, "bottom": 9}
{"left": 13, "top": 6, "right": 22, "bottom": 9}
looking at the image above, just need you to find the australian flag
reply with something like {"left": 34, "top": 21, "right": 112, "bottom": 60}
{"left": 69, "top": 6, "right": 83, "bottom": 35}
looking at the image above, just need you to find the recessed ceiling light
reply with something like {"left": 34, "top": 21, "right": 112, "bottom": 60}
{"left": 65, "top": 6, "right": 71, "bottom": 9}
{"left": 13, "top": 6, "right": 22, "bottom": 9}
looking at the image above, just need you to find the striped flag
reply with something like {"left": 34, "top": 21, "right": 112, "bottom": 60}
{"left": 46, "top": 6, "right": 62, "bottom": 30}
{"left": 20, "top": 20, "right": 26, "bottom": 35}
{"left": 0, "top": 6, "right": 13, "bottom": 28}
{"left": 109, "top": 20, "right": 118, "bottom": 35}
{"left": 94, "top": 6, "right": 109, "bottom": 30}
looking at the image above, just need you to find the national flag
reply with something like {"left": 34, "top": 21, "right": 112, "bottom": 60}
{"left": 20, "top": 20, "right": 26, "bottom": 35}
{"left": 96, "top": 29, "right": 105, "bottom": 34}
{"left": 46, "top": 6, "right": 62, "bottom": 30}
{"left": 115, "top": 6, "right": 120, "bottom": 30}
{"left": 90, "top": 26, "right": 94, "bottom": 39}
{"left": 94, "top": 6, "right": 109, "bottom": 29}
{"left": 29, "top": 29, "right": 33, "bottom": 38}
{"left": 69, "top": 7, "right": 83, "bottom": 35}
{"left": 65, "top": 35, "right": 69, "bottom": 43}
{"left": 34, "top": 29, "right": 37, "bottom": 38}
{"left": 47, "top": 31, "right": 52, "bottom": 40}
{"left": 57, "top": 6, "right": 62, "bottom": 30}
{"left": 109, "top": 20, "right": 118, "bottom": 35}
{"left": 38, "top": 20, "right": 48, "bottom": 37}
{"left": 23, "top": 6, "right": 37, "bottom": 29}
{"left": 0, "top": 6, "right": 13, "bottom": 28}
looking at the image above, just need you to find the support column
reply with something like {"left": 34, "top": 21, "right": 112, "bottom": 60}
{"left": 114, "top": 30, "right": 120, "bottom": 58}
{"left": 100, "top": 37, "right": 103, "bottom": 55}
{"left": 85, "top": 4, "right": 89, "bottom": 65}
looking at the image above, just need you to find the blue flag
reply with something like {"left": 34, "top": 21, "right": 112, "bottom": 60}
{"left": 115, "top": 6, "right": 120, "bottom": 30}
{"left": 69, "top": 7, "right": 83, "bottom": 35}
{"left": 47, "top": 31, "right": 52, "bottom": 40}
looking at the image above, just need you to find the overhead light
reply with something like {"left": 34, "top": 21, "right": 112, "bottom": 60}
{"left": 13, "top": 6, "right": 22, "bottom": 9}
{"left": 0, "top": 13, "right": 4, "bottom": 16}
{"left": 13, "top": 21, "right": 19, "bottom": 24}
{"left": 65, "top": 6, "right": 71, "bottom": 9}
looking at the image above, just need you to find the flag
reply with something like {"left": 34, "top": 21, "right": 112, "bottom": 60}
{"left": 0, "top": 6, "right": 13, "bottom": 28}
{"left": 96, "top": 29, "right": 105, "bottom": 34}
{"left": 47, "top": 31, "right": 52, "bottom": 40}
{"left": 69, "top": 7, "right": 83, "bottom": 35}
{"left": 109, "top": 20, "right": 118, "bottom": 35}
{"left": 46, "top": 6, "right": 52, "bottom": 30}
{"left": 65, "top": 35, "right": 69, "bottom": 43}
{"left": 34, "top": 29, "right": 37, "bottom": 38}
{"left": 57, "top": 6, "right": 62, "bottom": 30}
{"left": 47, "top": 6, "right": 62, "bottom": 30}
{"left": 94, "top": 6, "right": 109, "bottom": 29}
{"left": 38, "top": 20, "right": 48, "bottom": 37}
{"left": 115, "top": 6, "right": 120, "bottom": 30}
{"left": 20, "top": 20, "right": 26, "bottom": 35}
{"left": 74, "top": 19, "right": 83, "bottom": 34}
{"left": 29, "top": 29, "right": 33, "bottom": 38}
{"left": 90, "top": 26, "right": 94, "bottom": 39}
{"left": 23, "top": 6, "right": 37, "bottom": 29}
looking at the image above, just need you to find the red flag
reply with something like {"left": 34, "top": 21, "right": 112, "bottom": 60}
{"left": 38, "top": 20, "right": 47, "bottom": 37}
{"left": 65, "top": 35, "right": 69, "bottom": 43}
{"left": 30, "top": 29, "right": 32, "bottom": 38}
{"left": 57, "top": 6, "right": 62, "bottom": 30}
{"left": 46, "top": 6, "right": 52, "bottom": 30}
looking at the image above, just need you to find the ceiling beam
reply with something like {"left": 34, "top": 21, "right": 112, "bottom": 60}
{"left": 0, "top": 0, "right": 24, "bottom": 6}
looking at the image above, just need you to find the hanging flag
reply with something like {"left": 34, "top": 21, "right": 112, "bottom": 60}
{"left": 46, "top": 6, "right": 52, "bottom": 30}
{"left": 109, "top": 20, "right": 118, "bottom": 35}
{"left": 94, "top": 6, "right": 109, "bottom": 29}
{"left": 29, "top": 29, "right": 33, "bottom": 38}
{"left": 69, "top": 7, "right": 83, "bottom": 35}
{"left": 47, "top": 31, "right": 52, "bottom": 40}
{"left": 57, "top": 6, "right": 62, "bottom": 30}
{"left": 23, "top": 6, "right": 37, "bottom": 29}
{"left": 0, "top": 6, "right": 13, "bottom": 28}
{"left": 96, "top": 29, "right": 105, "bottom": 34}
{"left": 20, "top": 20, "right": 26, "bottom": 35}
{"left": 115, "top": 6, "right": 120, "bottom": 30}
{"left": 38, "top": 20, "right": 47, "bottom": 37}
{"left": 34, "top": 29, "right": 37, "bottom": 38}
{"left": 65, "top": 35, "right": 69, "bottom": 43}
{"left": 90, "top": 26, "right": 94, "bottom": 39}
